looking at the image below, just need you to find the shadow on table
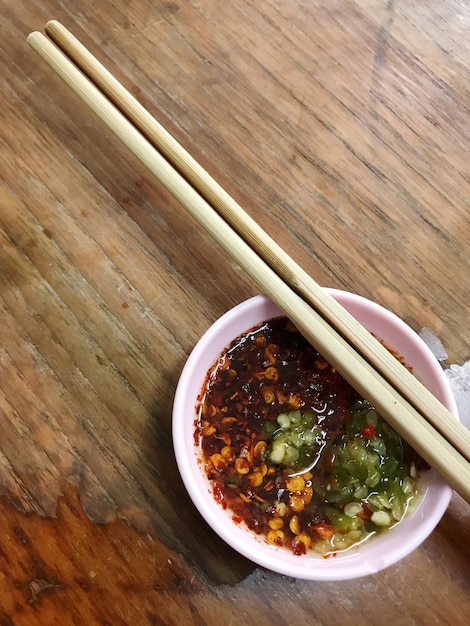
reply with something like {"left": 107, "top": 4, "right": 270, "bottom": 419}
{"left": 140, "top": 369, "right": 256, "bottom": 588}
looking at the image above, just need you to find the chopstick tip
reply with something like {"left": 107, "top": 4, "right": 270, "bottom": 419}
{"left": 45, "top": 19, "right": 61, "bottom": 31}
{"left": 26, "top": 31, "right": 43, "bottom": 46}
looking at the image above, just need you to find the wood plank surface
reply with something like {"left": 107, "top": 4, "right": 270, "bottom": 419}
{"left": 0, "top": 1, "right": 469, "bottom": 624}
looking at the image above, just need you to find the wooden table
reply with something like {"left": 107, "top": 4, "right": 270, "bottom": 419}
{"left": 1, "top": 1, "right": 469, "bottom": 623}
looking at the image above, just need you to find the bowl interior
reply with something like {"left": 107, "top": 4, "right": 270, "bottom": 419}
{"left": 172, "top": 290, "right": 457, "bottom": 580}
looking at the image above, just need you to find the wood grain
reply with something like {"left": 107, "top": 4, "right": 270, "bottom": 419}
{"left": 0, "top": 0, "right": 469, "bottom": 624}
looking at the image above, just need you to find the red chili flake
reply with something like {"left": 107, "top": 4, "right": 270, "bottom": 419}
{"left": 357, "top": 504, "right": 372, "bottom": 521}
{"left": 293, "top": 541, "right": 307, "bottom": 556}
{"left": 361, "top": 424, "right": 376, "bottom": 438}
{"left": 211, "top": 390, "right": 224, "bottom": 408}
{"left": 312, "top": 522, "right": 335, "bottom": 540}
{"left": 213, "top": 482, "right": 226, "bottom": 508}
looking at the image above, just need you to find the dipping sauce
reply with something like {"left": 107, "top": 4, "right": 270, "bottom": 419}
{"left": 195, "top": 317, "right": 424, "bottom": 556}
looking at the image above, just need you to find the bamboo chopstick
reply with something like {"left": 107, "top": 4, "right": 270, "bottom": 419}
{"left": 27, "top": 24, "right": 470, "bottom": 503}
{"left": 39, "top": 20, "right": 470, "bottom": 467}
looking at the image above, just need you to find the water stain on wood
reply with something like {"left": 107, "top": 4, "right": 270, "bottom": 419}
{"left": 0, "top": 482, "right": 204, "bottom": 625}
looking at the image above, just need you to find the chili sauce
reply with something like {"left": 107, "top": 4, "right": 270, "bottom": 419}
{"left": 195, "top": 317, "right": 424, "bottom": 556}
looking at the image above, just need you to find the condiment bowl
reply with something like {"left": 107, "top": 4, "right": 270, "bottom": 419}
{"left": 172, "top": 290, "right": 458, "bottom": 580}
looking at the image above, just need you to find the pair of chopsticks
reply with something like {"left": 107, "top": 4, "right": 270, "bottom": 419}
{"left": 27, "top": 21, "right": 470, "bottom": 504}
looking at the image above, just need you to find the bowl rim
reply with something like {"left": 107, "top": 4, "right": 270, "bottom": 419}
{"left": 172, "top": 290, "right": 458, "bottom": 580}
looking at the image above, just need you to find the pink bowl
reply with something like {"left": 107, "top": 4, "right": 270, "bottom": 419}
{"left": 172, "top": 290, "right": 458, "bottom": 580}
